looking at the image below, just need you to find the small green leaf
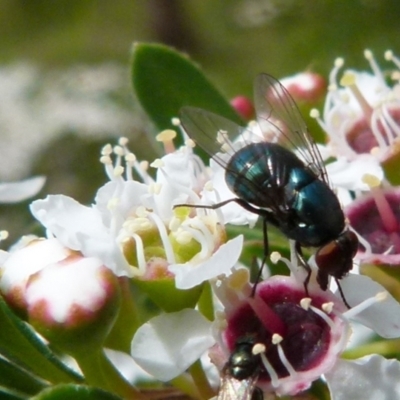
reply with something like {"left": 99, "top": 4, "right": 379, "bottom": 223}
{"left": 0, "top": 357, "right": 47, "bottom": 396}
{"left": 31, "top": 385, "right": 122, "bottom": 400}
{"left": 133, "top": 279, "right": 203, "bottom": 313}
{"left": 131, "top": 42, "right": 243, "bottom": 138}
{"left": 0, "top": 296, "right": 82, "bottom": 384}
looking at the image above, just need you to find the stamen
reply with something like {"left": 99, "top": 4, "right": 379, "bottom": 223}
{"left": 364, "top": 49, "right": 386, "bottom": 86}
{"left": 362, "top": 174, "right": 398, "bottom": 232}
{"left": 370, "top": 112, "right": 391, "bottom": 149}
{"left": 343, "top": 291, "right": 388, "bottom": 320}
{"left": 340, "top": 72, "right": 373, "bottom": 119}
{"left": 0, "top": 230, "right": 9, "bottom": 241}
{"left": 148, "top": 213, "right": 176, "bottom": 264}
{"left": 385, "top": 49, "right": 400, "bottom": 70}
{"left": 179, "top": 225, "right": 209, "bottom": 260}
{"left": 300, "top": 297, "right": 311, "bottom": 310}
{"left": 125, "top": 152, "right": 136, "bottom": 180}
{"left": 171, "top": 117, "right": 180, "bottom": 126}
{"left": 174, "top": 229, "right": 193, "bottom": 245}
{"left": 309, "top": 304, "right": 336, "bottom": 330}
{"left": 113, "top": 165, "right": 124, "bottom": 177}
{"left": 156, "top": 129, "right": 177, "bottom": 154}
{"left": 101, "top": 144, "right": 113, "bottom": 156}
{"left": 273, "top": 338, "right": 297, "bottom": 377}
{"left": 259, "top": 352, "right": 279, "bottom": 388}
{"left": 185, "top": 138, "right": 196, "bottom": 148}
{"left": 322, "top": 302, "right": 334, "bottom": 314}
{"left": 118, "top": 137, "right": 129, "bottom": 146}
{"left": 131, "top": 233, "right": 146, "bottom": 275}
{"left": 185, "top": 217, "right": 215, "bottom": 254}
{"left": 150, "top": 159, "right": 164, "bottom": 169}
{"left": 252, "top": 342, "right": 265, "bottom": 355}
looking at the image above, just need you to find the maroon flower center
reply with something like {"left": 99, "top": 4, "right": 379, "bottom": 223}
{"left": 224, "top": 284, "right": 332, "bottom": 382}
{"left": 347, "top": 191, "right": 400, "bottom": 255}
{"left": 346, "top": 109, "right": 400, "bottom": 154}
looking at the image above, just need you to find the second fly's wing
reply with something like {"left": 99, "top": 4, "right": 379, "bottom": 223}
{"left": 253, "top": 73, "right": 328, "bottom": 184}
{"left": 179, "top": 106, "right": 258, "bottom": 170}
{"left": 217, "top": 372, "right": 260, "bottom": 400}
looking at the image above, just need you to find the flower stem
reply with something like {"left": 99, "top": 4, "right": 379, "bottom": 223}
{"left": 197, "top": 282, "right": 214, "bottom": 321}
{"left": 189, "top": 359, "right": 215, "bottom": 400}
{"left": 75, "top": 348, "right": 145, "bottom": 399}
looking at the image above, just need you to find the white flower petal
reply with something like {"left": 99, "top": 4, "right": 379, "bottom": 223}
{"left": 326, "top": 155, "right": 383, "bottom": 192}
{"left": 325, "top": 355, "right": 400, "bottom": 400}
{"left": 131, "top": 309, "right": 215, "bottom": 381}
{"left": 30, "top": 195, "right": 131, "bottom": 276}
{"left": 169, "top": 235, "right": 244, "bottom": 289}
{"left": 339, "top": 274, "right": 400, "bottom": 338}
{"left": 105, "top": 349, "right": 153, "bottom": 383}
{"left": 0, "top": 176, "right": 45, "bottom": 203}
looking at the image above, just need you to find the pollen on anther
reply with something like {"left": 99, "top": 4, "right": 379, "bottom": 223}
{"left": 364, "top": 49, "right": 373, "bottom": 60}
{"left": 175, "top": 230, "right": 193, "bottom": 245}
{"left": 385, "top": 50, "right": 394, "bottom": 61}
{"left": 118, "top": 137, "right": 129, "bottom": 146}
{"left": 113, "top": 145, "right": 124, "bottom": 157}
{"left": 125, "top": 153, "right": 136, "bottom": 164}
{"left": 252, "top": 343, "right": 266, "bottom": 355}
{"left": 204, "top": 181, "right": 214, "bottom": 191}
{"left": 310, "top": 108, "right": 320, "bottom": 119}
{"left": 322, "top": 302, "right": 334, "bottom": 314}
{"left": 270, "top": 251, "right": 281, "bottom": 264}
{"left": 340, "top": 72, "right": 357, "bottom": 87}
{"left": 156, "top": 129, "right": 177, "bottom": 142}
{"left": 300, "top": 297, "right": 312, "bottom": 310}
{"left": 100, "top": 155, "right": 112, "bottom": 165}
{"left": 140, "top": 161, "right": 149, "bottom": 171}
{"left": 334, "top": 57, "right": 344, "bottom": 68}
{"left": 101, "top": 144, "right": 112, "bottom": 155}
{"left": 113, "top": 166, "right": 124, "bottom": 177}
{"left": 171, "top": 117, "right": 180, "bottom": 126}
{"left": 185, "top": 138, "right": 195, "bottom": 148}
{"left": 362, "top": 173, "right": 381, "bottom": 188}
{"left": 150, "top": 159, "right": 164, "bottom": 169}
{"left": 272, "top": 333, "right": 283, "bottom": 345}
{"left": 0, "top": 230, "right": 9, "bottom": 240}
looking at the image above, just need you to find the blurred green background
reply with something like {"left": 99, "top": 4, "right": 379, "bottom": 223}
{"left": 1, "top": 0, "right": 400, "bottom": 243}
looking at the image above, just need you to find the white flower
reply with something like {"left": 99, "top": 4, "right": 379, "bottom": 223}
{"left": 311, "top": 50, "right": 400, "bottom": 163}
{"left": 30, "top": 137, "right": 244, "bottom": 288}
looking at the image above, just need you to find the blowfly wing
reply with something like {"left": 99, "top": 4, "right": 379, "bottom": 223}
{"left": 179, "top": 106, "right": 258, "bottom": 170}
{"left": 253, "top": 73, "right": 328, "bottom": 184}
{"left": 217, "top": 373, "right": 259, "bottom": 400}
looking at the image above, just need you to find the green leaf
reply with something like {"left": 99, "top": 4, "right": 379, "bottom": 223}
{"left": 0, "top": 357, "right": 47, "bottom": 396}
{"left": 0, "top": 296, "right": 82, "bottom": 384}
{"left": 133, "top": 279, "right": 203, "bottom": 313}
{"left": 131, "top": 42, "right": 243, "bottom": 140}
{"left": 31, "top": 385, "right": 122, "bottom": 400}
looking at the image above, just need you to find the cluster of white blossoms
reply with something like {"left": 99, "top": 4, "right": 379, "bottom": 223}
{"left": 2, "top": 50, "right": 400, "bottom": 399}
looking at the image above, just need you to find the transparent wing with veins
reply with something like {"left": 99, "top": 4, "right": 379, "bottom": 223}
{"left": 217, "top": 372, "right": 260, "bottom": 400}
{"left": 253, "top": 73, "right": 329, "bottom": 184}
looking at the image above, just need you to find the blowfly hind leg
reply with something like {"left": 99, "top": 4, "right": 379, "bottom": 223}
{"left": 251, "top": 216, "right": 269, "bottom": 297}
{"left": 295, "top": 242, "right": 312, "bottom": 297}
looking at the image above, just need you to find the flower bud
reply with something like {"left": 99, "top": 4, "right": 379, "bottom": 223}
{"left": 26, "top": 255, "right": 120, "bottom": 355}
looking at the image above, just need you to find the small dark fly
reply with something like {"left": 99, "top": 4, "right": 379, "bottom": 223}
{"left": 217, "top": 337, "right": 263, "bottom": 400}
{"left": 178, "top": 73, "right": 358, "bottom": 306}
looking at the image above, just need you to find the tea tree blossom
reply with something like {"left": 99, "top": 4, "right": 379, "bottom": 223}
{"left": 29, "top": 136, "right": 245, "bottom": 291}
{"left": 311, "top": 49, "right": 400, "bottom": 163}
{"left": 129, "top": 254, "right": 400, "bottom": 399}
